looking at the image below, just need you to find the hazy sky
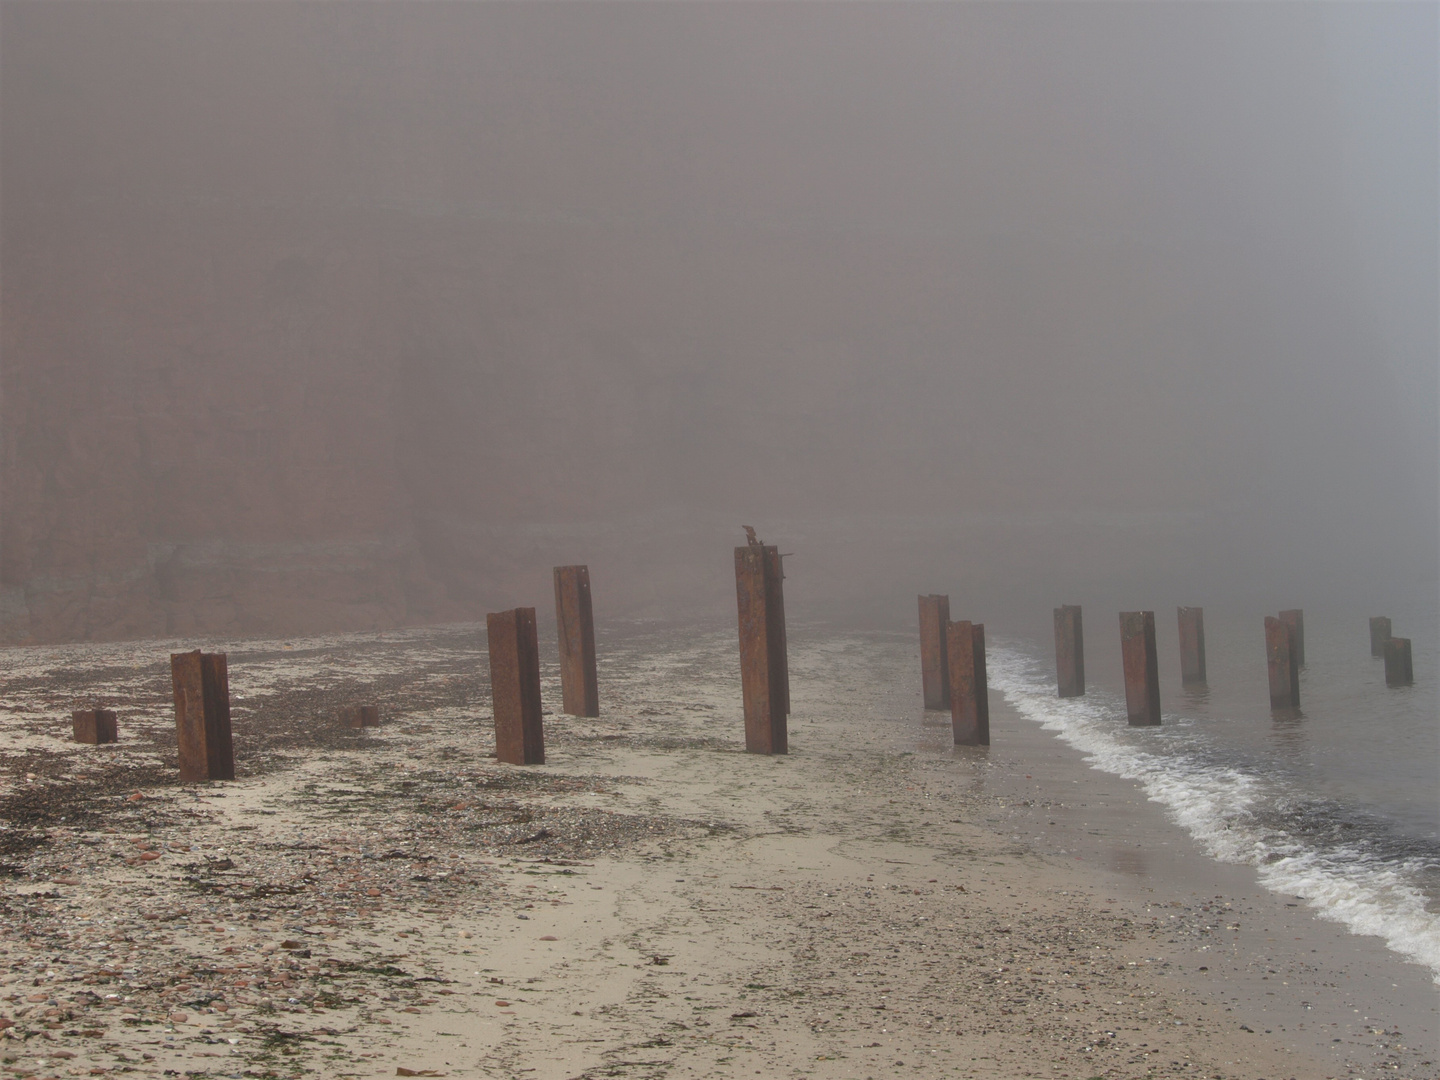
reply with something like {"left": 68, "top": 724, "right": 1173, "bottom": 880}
{"left": 2, "top": 2, "right": 1435, "bottom": 637}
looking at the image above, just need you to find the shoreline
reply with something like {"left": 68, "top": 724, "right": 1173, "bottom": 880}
{"left": 0, "top": 622, "right": 1433, "bottom": 1078}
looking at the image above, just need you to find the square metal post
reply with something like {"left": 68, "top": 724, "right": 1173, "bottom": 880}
{"left": 1178, "top": 606, "right": 1206, "bottom": 685}
{"left": 1054, "top": 604, "right": 1085, "bottom": 698}
{"left": 1265, "top": 616, "right": 1300, "bottom": 709}
{"left": 1370, "top": 616, "right": 1392, "bottom": 658}
{"left": 1119, "top": 611, "right": 1161, "bottom": 725}
{"left": 359, "top": 705, "right": 380, "bottom": 727}
{"left": 1384, "top": 637, "right": 1414, "bottom": 687}
{"left": 735, "top": 545, "right": 788, "bottom": 755}
{"left": 338, "top": 706, "right": 363, "bottom": 729}
{"left": 918, "top": 594, "right": 951, "bottom": 710}
{"left": 171, "top": 650, "right": 235, "bottom": 782}
{"left": 487, "top": 608, "right": 545, "bottom": 765}
{"left": 554, "top": 565, "right": 600, "bottom": 718}
{"left": 1279, "top": 609, "right": 1305, "bottom": 667}
{"left": 947, "top": 620, "right": 990, "bottom": 746}
{"left": 72, "top": 709, "right": 117, "bottom": 744}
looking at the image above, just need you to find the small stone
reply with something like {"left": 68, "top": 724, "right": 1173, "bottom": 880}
{"left": 494, "top": 1000, "right": 510, "bottom": 1007}
{"left": 127, "top": 793, "right": 144, "bottom": 802}
{"left": 457, "top": 930, "right": 471, "bottom": 939}
{"left": 170, "top": 1012, "right": 188, "bottom": 1023}
{"left": 140, "top": 852, "right": 161, "bottom": 862}
{"left": 366, "top": 888, "right": 382, "bottom": 897}
{"left": 538, "top": 936, "right": 557, "bottom": 941}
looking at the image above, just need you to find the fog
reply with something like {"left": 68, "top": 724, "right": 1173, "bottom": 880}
{"left": 2, "top": 2, "right": 1435, "bottom": 643}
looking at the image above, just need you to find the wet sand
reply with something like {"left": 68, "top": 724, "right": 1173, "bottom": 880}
{"left": 0, "top": 622, "right": 1434, "bottom": 1079}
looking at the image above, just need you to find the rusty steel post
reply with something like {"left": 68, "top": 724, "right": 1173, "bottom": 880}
{"left": 766, "top": 547, "right": 791, "bottom": 716}
{"left": 1279, "top": 609, "right": 1305, "bottom": 667}
{"left": 359, "top": 705, "right": 380, "bottom": 727}
{"left": 553, "top": 565, "right": 600, "bottom": 718}
{"left": 1178, "top": 606, "right": 1207, "bottom": 685}
{"left": 487, "top": 608, "right": 545, "bottom": 765}
{"left": 338, "top": 706, "right": 363, "bottom": 729}
{"left": 72, "top": 709, "right": 117, "bottom": 744}
{"left": 918, "top": 594, "right": 951, "bottom": 710}
{"left": 1265, "top": 616, "right": 1300, "bottom": 709}
{"left": 171, "top": 651, "right": 235, "bottom": 782}
{"left": 735, "top": 545, "right": 788, "bottom": 755}
{"left": 1054, "top": 605, "right": 1085, "bottom": 698}
{"left": 1119, "top": 612, "right": 1161, "bottom": 725}
{"left": 1370, "top": 616, "right": 1392, "bottom": 658}
{"left": 947, "top": 620, "right": 990, "bottom": 746}
{"left": 1384, "top": 637, "right": 1414, "bottom": 687}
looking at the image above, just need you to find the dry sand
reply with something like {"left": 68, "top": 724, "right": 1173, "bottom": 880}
{"left": 0, "top": 622, "right": 1434, "bottom": 1080}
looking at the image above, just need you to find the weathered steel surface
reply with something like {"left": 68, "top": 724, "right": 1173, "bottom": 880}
{"left": 1384, "top": 637, "right": 1414, "bottom": 687}
{"left": 1054, "top": 604, "right": 1085, "bottom": 698}
{"left": 359, "top": 705, "right": 380, "bottom": 727}
{"left": 487, "top": 607, "right": 545, "bottom": 765}
{"left": 1370, "top": 616, "right": 1392, "bottom": 658}
{"left": 1279, "top": 609, "right": 1305, "bottom": 667}
{"left": 1265, "top": 616, "right": 1300, "bottom": 709}
{"left": 1177, "top": 606, "right": 1207, "bottom": 685}
{"left": 766, "top": 547, "right": 791, "bottom": 716}
{"left": 171, "top": 650, "right": 235, "bottom": 782}
{"left": 338, "top": 705, "right": 363, "bottom": 729}
{"left": 947, "top": 620, "right": 990, "bottom": 746}
{"left": 72, "top": 709, "right": 117, "bottom": 744}
{"left": 1119, "top": 611, "right": 1161, "bottom": 725}
{"left": 918, "top": 594, "right": 951, "bottom": 710}
{"left": 554, "top": 565, "right": 600, "bottom": 718}
{"left": 735, "top": 545, "right": 788, "bottom": 755}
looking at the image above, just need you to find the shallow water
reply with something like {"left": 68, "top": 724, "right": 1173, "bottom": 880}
{"left": 981, "top": 607, "right": 1440, "bottom": 984}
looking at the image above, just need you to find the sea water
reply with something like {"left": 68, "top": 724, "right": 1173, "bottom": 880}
{"left": 985, "top": 607, "right": 1440, "bottom": 983}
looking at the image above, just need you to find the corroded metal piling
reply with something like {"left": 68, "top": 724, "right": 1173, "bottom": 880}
{"left": 1119, "top": 611, "right": 1161, "bottom": 725}
{"left": 554, "top": 565, "right": 599, "bottom": 718}
{"left": 487, "top": 607, "right": 545, "bottom": 765}
{"left": 918, "top": 594, "right": 951, "bottom": 710}
{"left": 1384, "top": 637, "right": 1414, "bottom": 687}
{"left": 1265, "top": 616, "right": 1300, "bottom": 709}
{"left": 1054, "top": 604, "right": 1085, "bottom": 698}
{"left": 339, "top": 705, "right": 380, "bottom": 729}
{"left": 735, "top": 544, "right": 788, "bottom": 755}
{"left": 1177, "top": 607, "right": 1206, "bottom": 685}
{"left": 1370, "top": 617, "right": 1392, "bottom": 658}
{"left": 947, "top": 620, "right": 989, "bottom": 746}
{"left": 171, "top": 651, "right": 235, "bottom": 782}
{"left": 1279, "top": 609, "right": 1305, "bottom": 667}
{"left": 72, "top": 709, "right": 117, "bottom": 744}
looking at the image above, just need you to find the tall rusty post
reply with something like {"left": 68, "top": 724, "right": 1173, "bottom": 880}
{"left": 72, "top": 709, "right": 118, "bottom": 744}
{"left": 487, "top": 608, "right": 545, "bottom": 765}
{"left": 1279, "top": 609, "right": 1305, "bottom": 667}
{"left": 553, "top": 565, "right": 599, "bottom": 718}
{"left": 918, "top": 594, "right": 951, "bottom": 710}
{"left": 735, "top": 543, "right": 788, "bottom": 755}
{"left": 1265, "top": 616, "right": 1300, "bottom": 709}
{"left": 1370, "top": 616, "right": 1392, "bottom": 658}
{"left": 1119, "top": 612, "right": 1161, "bottom": 725}
{"left": 1384, "top": 637, "right": 1414, "bottom": 687}
{"left": 1177, "top": 606, "right": 1206, "bottom": 685}
{"left": 171, "top": 651, "right": 235, "bottom": 782}
{"left": 1054, "top": 604, "right": 1085, "bottom": 698}
{"left": 947, "top": 620, "right": 989, "bottom": 746}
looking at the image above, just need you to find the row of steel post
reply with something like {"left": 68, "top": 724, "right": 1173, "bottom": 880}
{"left": 922, "top": 600, "right": 1417, "bottom": 738}
{"left": 64, "top": 543, "right": 1421, "bottom": 779}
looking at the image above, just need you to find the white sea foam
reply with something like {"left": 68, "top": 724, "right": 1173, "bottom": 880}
{"left": 987, "top": 645, "right": 1440, "bottom": 983}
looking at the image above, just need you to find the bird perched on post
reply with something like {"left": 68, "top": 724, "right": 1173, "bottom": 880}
{"left": 743, "top": 526, "right": 762, "bottom": 547}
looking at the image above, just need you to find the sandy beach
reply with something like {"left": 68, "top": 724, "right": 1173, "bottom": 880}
{"left": 0, "top": 622, "right": 1434, "bottom": 1080}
